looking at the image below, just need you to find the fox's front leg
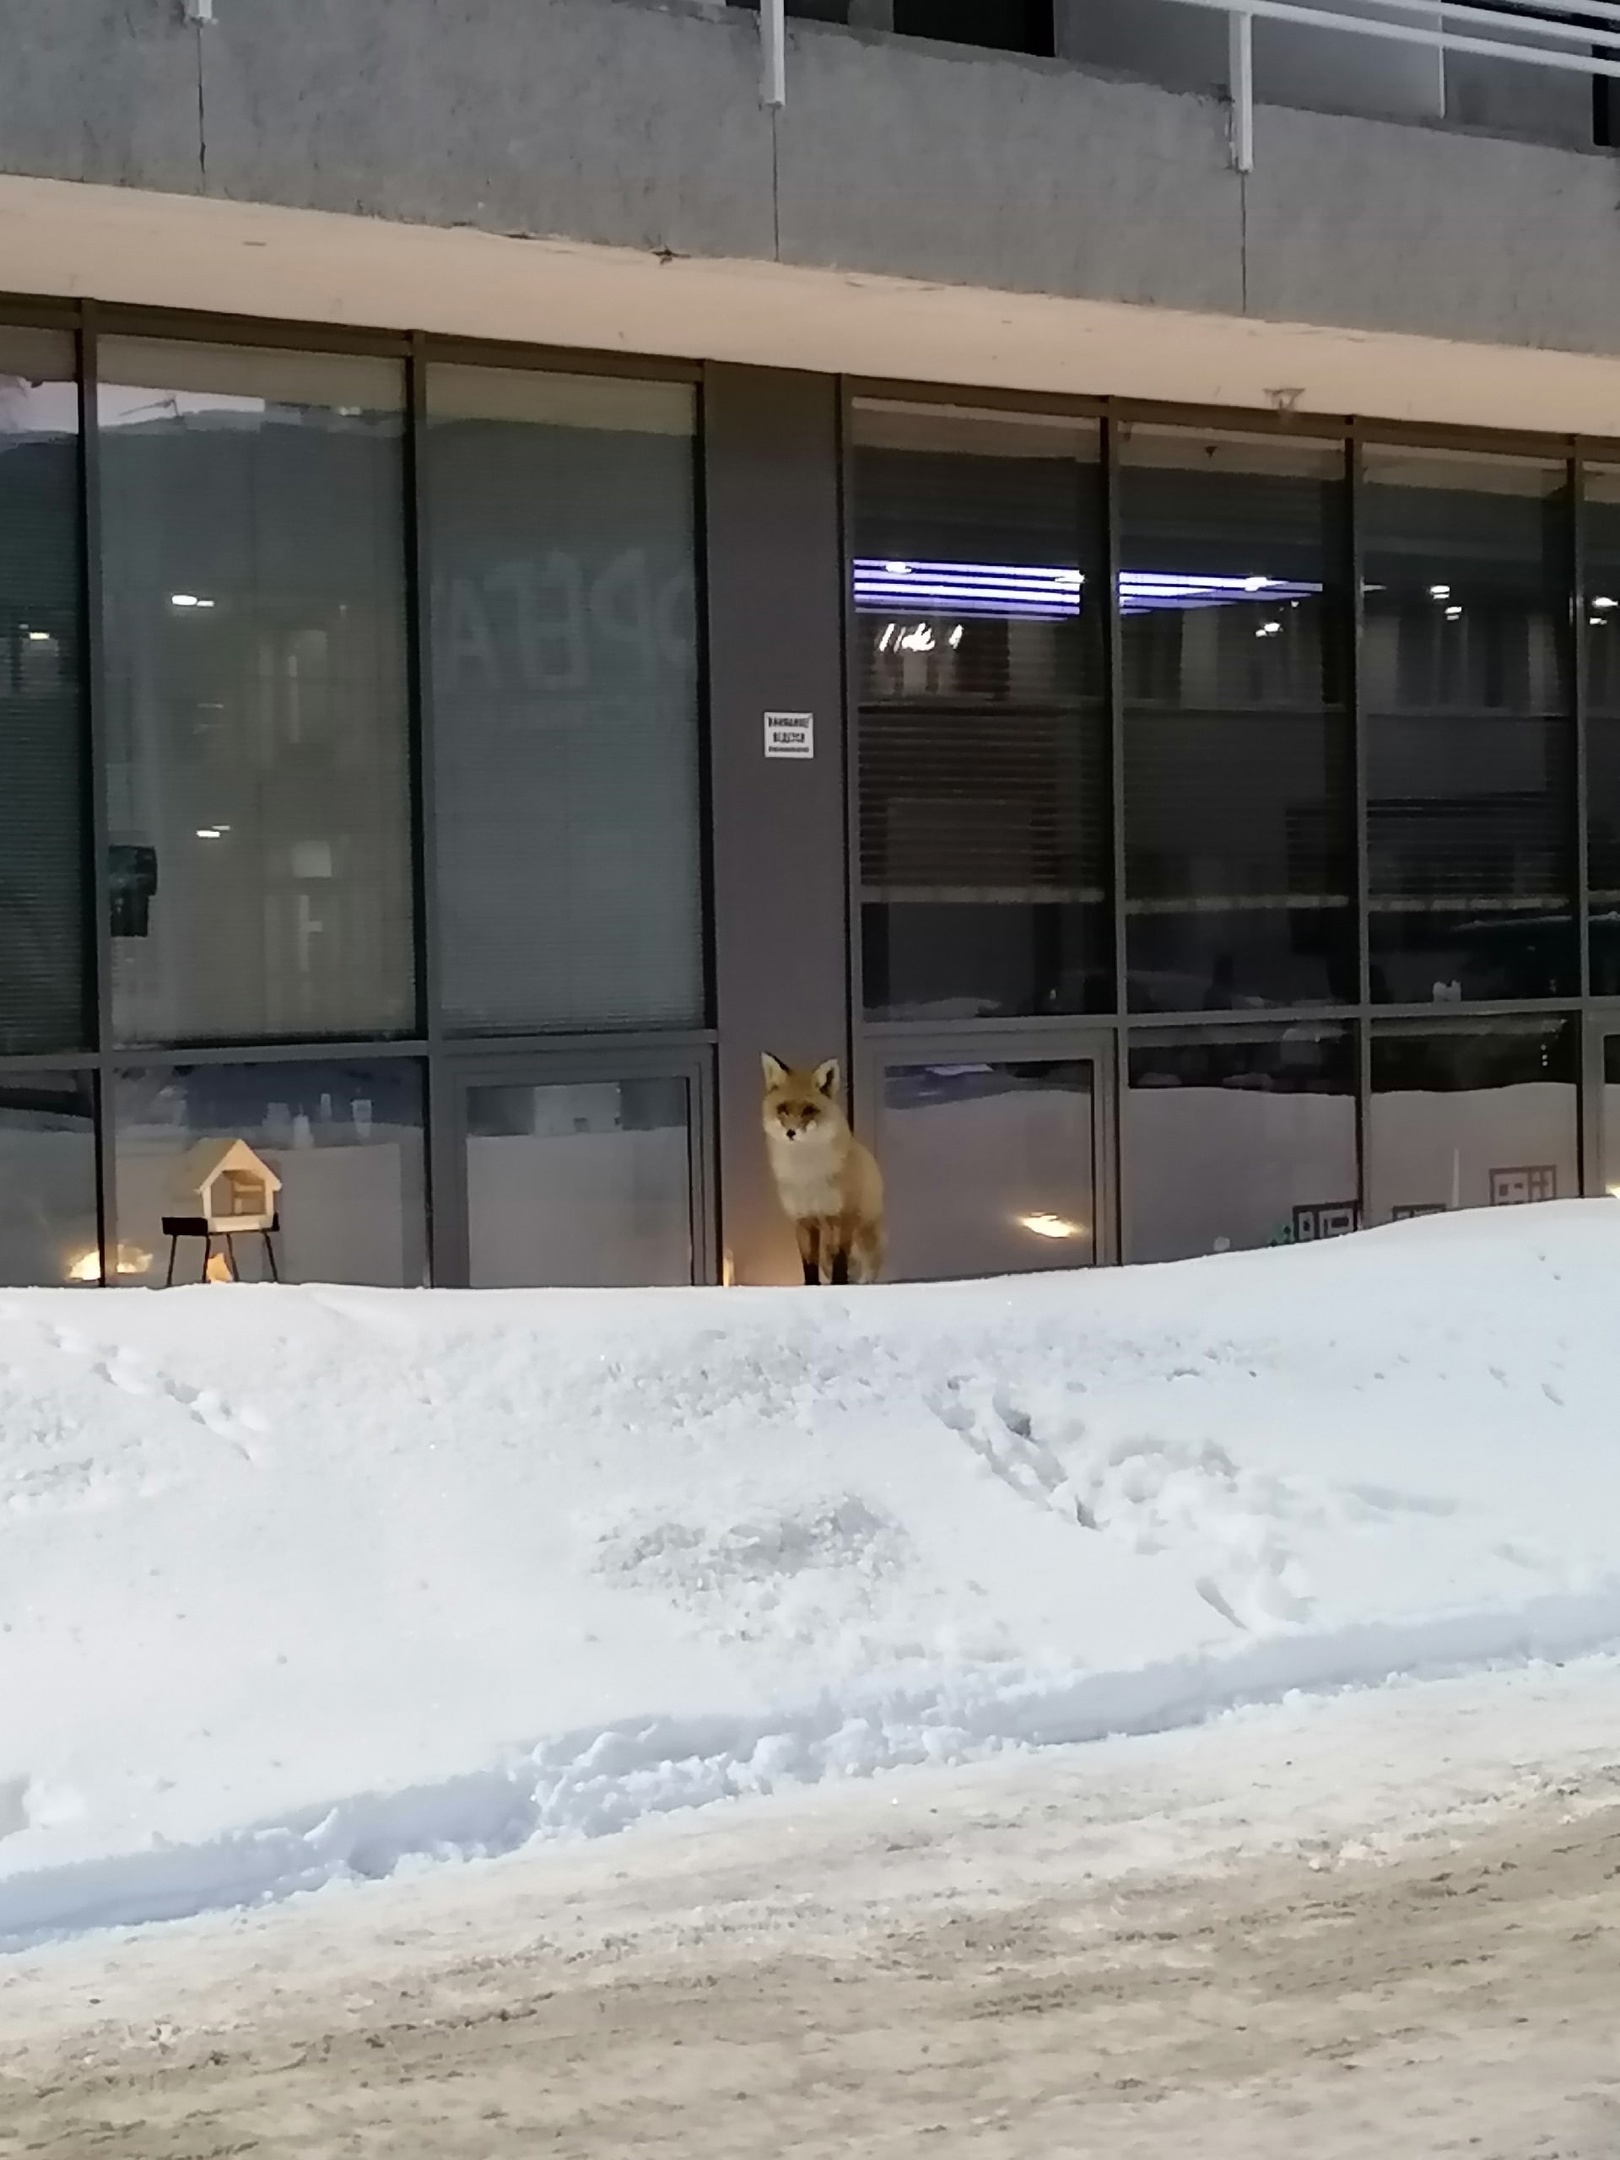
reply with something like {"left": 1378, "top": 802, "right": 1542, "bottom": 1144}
{"left": 795, "top": 1217, "right": 821, "bottom": 1287}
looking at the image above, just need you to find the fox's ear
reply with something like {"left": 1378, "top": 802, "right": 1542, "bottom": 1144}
{"left": 761, "top": 1053, "right": 789, "bottom": 1089}
{"left": 812, "top": 1058, "right": 842, "bottom": 1099}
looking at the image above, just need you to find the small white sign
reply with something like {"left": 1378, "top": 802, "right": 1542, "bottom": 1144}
{"left": 764, "top": 711, "right": 814, "bottom": 760}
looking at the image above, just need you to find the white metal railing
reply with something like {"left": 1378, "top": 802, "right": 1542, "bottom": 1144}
{"left": 757, "top": 0, "right": 1620, "bottom": 171}
{"left": 1177, "top": 0, "right": 1620, "bottom": 170}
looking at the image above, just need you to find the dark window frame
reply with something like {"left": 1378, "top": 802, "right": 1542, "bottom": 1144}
{"left": 16, "top": 289, "right": 1620, "bottom": 1281}
{"left": 843, "top": 384, "right": 1611, "bottom": 1262}
{"left": 438, "top": 1037, "right": 718, "bottom": 1289}
{"left": 0, "top": 296, "right": 715, "bottom": 1288}
{"left": 1115, "top": 424, "right": 1357, "bottom": 1014}
{"left": 860, "top": 1021, "right": 1118, "bottom": 1271}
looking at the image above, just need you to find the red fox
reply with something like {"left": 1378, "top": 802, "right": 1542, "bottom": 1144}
{"left": 761, "top": 1054, "right": 885, "bottom": 1286}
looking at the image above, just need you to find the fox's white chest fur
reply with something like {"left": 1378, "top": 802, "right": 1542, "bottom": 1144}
{"left": 765, "top": 1126, "right": 846, "bottom": 1220}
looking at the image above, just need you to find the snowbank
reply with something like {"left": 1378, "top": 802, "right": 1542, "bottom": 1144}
{"left": 4, "top": 1202, "right": 1620, "bottom": 1946}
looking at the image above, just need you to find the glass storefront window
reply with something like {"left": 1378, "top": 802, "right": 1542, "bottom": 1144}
{"left": 0, "top": 1073, "right": 98, "bottom": 1287}
{"left": 1363, "top": 448, "right": 1574, "bottom": 1004}
{"left": 1126, "top": 1024, "right": 1357, "bottom": 1262}
{"left": 98, "top": 341, "right": 414, "bottom": 1046}
{"left": 112, "top": 1060, "right": 426, "bottom": 1286}
{"left": 881, "top": 1059, "right": 1097, "bottom": 1279}
{"left": 0, "top": 330, "right": 85, "bottom": 1056}
{"left": 426, "top": 369, "right": 704, "bottom": 1034}
{"left": 463, "top": 1075, "right": 693, "bottom": 1286}
{"left": 1583, "top": 466, "right": 1620, "bottom": 994}
{"left": 1121, "top": 428, "right": 1353, "bottom": 1012}
{"left": 12, "top": 342, "right": 1620, "bottom": 1298}
{"left": 1367, "top": 1017, "right": 1577, "bottom": 1224}
{"left": 853, "top": 401, "right": 1110, "bottom": 1021}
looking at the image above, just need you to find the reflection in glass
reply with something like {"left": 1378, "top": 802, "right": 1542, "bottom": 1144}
{"left": 854, "top": 401, "right": 1109, "bottom": 1021}
{"left": 1120, "top": 428, "right": 1353, "bottom": 1011}
{"left": 1367, "top": 1019, "right": 1576, "bottom": 1224}
{"left": 464, "top": 1077, "right": 692, "bottom": 1287}
{"left": 1583, "top": 467, "right": 1620, "bottom": 992}
{"left": 881, "top": 1060, "right": 1095, "bottom": 1279}
{"left": 1363, "top": 449, "right": 1573, "bottom": 1002}
{"left": 0, "top": 332, "right": 85, "bottom": 1055}
{"left": 99, "top": 341, "right": 413, "bottom": 1045}
{"left": 1126, "top": 1024, "right": 1357, "bottom": 1262}
{"left": 0, "top": 1072, "right": 98, "bottom": 1286}
{"left": 113, "top": 1061, "right": 426, "bottom": 1285}
{"left": 427, "top": 369, "right": 704, "bottom": 1034}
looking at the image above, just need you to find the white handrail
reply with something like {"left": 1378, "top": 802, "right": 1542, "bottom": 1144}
{"left": 754, "top": 0, "right": 1620, "bottom": 148}
{"left": 1325, "top": 0, "right": 1620, "bottom": 54}
{"left": 1177, "top": 0, "right": 1620, "bottom": 78}
{"left": 1171, "top": 0, "right": 1620, "bottom": 173}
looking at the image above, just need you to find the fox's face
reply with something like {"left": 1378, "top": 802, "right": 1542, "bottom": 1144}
{"left": 761, "top": 1054, "right": 848, "bottom": 1145}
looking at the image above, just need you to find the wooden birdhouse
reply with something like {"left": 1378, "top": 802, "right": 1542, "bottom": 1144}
{"left": 180, "top": 1139, "right": 282, "bottom": 1234}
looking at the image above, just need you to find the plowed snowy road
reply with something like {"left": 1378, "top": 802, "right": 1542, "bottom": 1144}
{"left": 6, "top": 1660, "right": 1620, "bottom": 2158}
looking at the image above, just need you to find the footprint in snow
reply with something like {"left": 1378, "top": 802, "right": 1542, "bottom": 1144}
{"left": 1196, "top": 1576, "right": 1247, "bottom": 1630}
{"left": 64, "top": 1334, "right": 268, "bottom": 1461}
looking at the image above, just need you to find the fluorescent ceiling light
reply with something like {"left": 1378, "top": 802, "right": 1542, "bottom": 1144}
{"left": 855, "top": 559, "right": 1321, "bottom": 619}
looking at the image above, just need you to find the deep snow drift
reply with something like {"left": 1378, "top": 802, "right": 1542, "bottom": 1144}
{"left": 4, "top": 1202, "right": 1620, "bottom": 1946}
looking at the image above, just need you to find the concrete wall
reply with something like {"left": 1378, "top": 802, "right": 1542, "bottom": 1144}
{"left": 4, "top": 0, "right": 1620, "bottom": 358}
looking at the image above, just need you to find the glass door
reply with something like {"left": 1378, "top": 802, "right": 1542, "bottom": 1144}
{"left": 867, "top": 1032, "right": 1115, "bottom": 1280}
{"left": 448, "top": 1050, "right": 711, "bottom": 1288}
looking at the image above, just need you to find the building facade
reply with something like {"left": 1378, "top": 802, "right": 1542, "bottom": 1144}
{"left": 5, "top": 0, "right": 1620, "bottom": 1289}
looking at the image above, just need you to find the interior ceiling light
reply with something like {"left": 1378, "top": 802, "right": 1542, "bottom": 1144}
{"left": 854, "top": 561, "right": 1321, "bottom": 620}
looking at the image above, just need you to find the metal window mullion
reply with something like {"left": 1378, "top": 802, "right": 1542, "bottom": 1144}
{"left": 1573, "top": 457, "right": 1591, "bottom": 1007}
{"left": 404, "top": 337, "right": 439, "bottom": 1052}
{"left": 1103, "top": 416, "right": 1131, "bottom": 1262}
{"left": 1347, "top": 435, "right": 1373, "bottom": 1227}
{"left": 104, "top": 1035, "right": 431, "bottom": 1067}
{"left": 689, "top": 376, "right": 722, "bottom": 1284}
{"left": 1573, "top": 457, "right": 1600, "bottom": 1190}
{"left": 1349, "top": 437, "right": 1371, "bottom": 1016}
{"left": 77, "top": 306, "right": 117, "bottom": 1284}
{"left": 693, "top": 372, "right": 720, "bottom": 1042}
{"left": 837, "top": 379, "right": 865, "bottom": 1119}
{"left": 1589, "top": 1010, "right": 1615, "bottom": 1200}
{"left": 687, "top": 1048, "right": 719, "bottom": 1286}
{"left": 405, "top": 335, "right": 455, "bottom": 1288}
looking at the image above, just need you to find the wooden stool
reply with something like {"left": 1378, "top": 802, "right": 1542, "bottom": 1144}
{"left": 161, "top": 1213, "right": 281, "bottom": 1286}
